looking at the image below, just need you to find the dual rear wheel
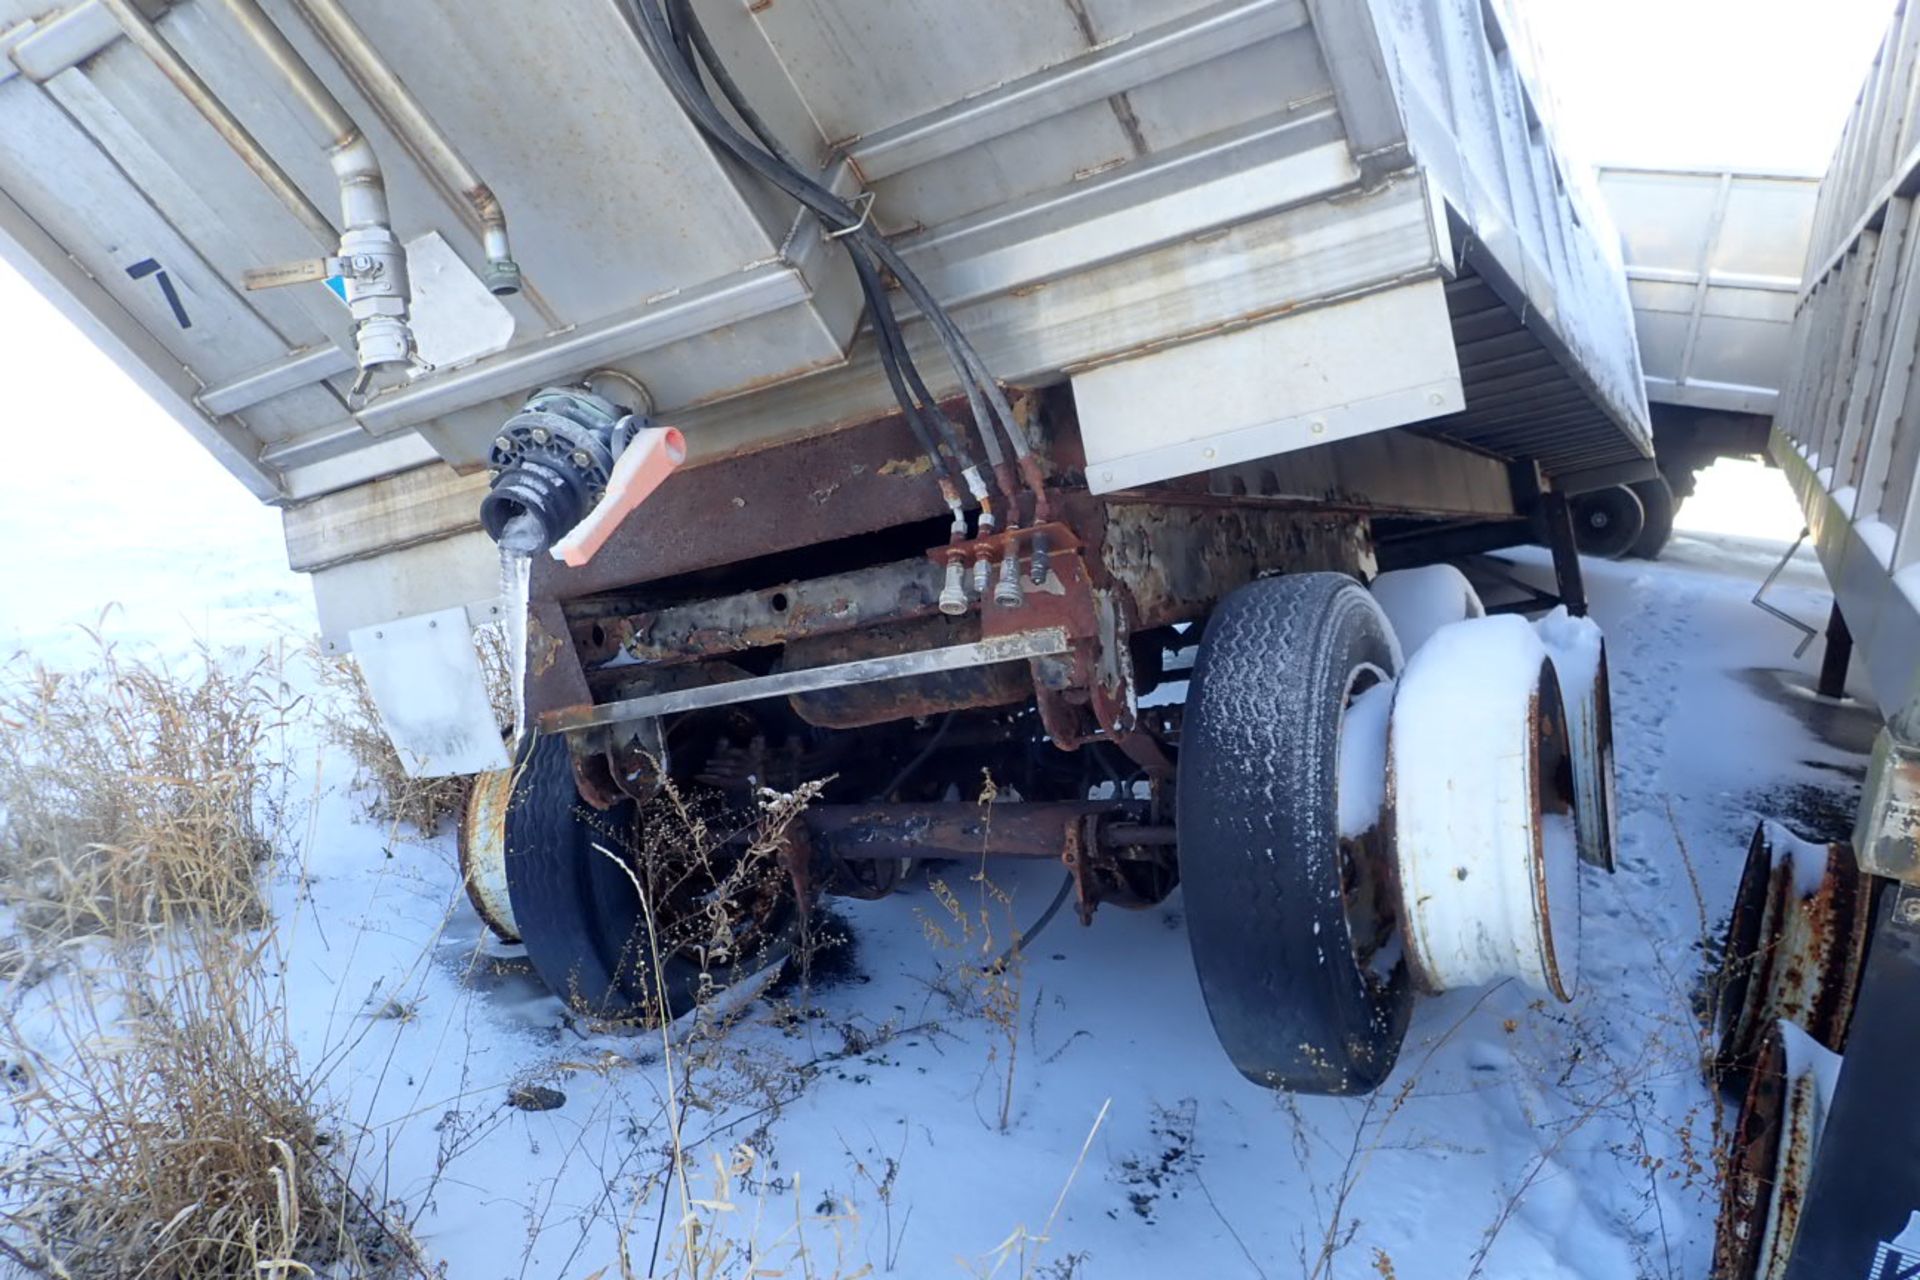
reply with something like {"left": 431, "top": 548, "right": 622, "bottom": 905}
{"left": 1569, "top": 476, "right": 1677, "bottom": 560}
{"left": 1179, "top": 572, "right": 1605, "bottom": 1094}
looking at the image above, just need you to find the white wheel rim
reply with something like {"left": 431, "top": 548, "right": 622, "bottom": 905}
{"left": 1388, "top": 615, "right": 1581, "bottom": 1000}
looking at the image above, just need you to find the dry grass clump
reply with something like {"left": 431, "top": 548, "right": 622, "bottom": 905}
{"left": 0, "top": 933, "right": 415, "bottom": 1279}
{"left": 0, "top": 635, "right": 426, "bottom": 1277}
{"left": 0, "top": 642, "right": 279, "bottom": 942}
{"left": 315, "top": 626, "right": 511, "bottom": 835}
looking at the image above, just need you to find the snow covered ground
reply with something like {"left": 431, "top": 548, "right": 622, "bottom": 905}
{"left": 0, "top": 429, "right": 1869, "bottom": 1278}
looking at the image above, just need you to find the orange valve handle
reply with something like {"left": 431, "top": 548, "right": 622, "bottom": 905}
{"left": 548, "top": 425, "right": 687, "bottom": 568}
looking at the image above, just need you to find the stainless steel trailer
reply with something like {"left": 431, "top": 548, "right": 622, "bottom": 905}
{"left": 1710, "top": 0, "right": 1920, "bottom": 1273}
{"left": 0, "top": 0, "right": 1649, "bottom": 653}
{"left": 1601, "top": 164, "right": 1819, "bottom": 421}
{"left": 1529, "top": 165, "right": 1824, "bottom": 563}
{"left": 1, "top": 0, "right": 1645, "bottom": 1096}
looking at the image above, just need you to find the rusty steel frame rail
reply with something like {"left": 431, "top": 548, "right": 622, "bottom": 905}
{"left": 570, "top": 556, "right": 946, "bottom": 667}
{"left": 804, "top": 801, "right": 1168, "bottom": 862}
{"left": 541, "top": 627, "right": 1071, "bottom": 732}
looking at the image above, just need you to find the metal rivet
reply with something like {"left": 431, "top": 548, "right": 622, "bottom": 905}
{"left": 1429, "top": 391, "right": 1445, "bottom": 406}
{"left": 1310, "top": 420, "right": 1326, "bottom": 434}
{"left": 1202, "top": 447, "right": 1216, "bottom": 459}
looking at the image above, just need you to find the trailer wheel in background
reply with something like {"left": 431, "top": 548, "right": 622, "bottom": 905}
{"left": 1627, "top": 475, "right": 1677, "bottom": 559}
{"left": 1178, "top": 573, "right": 1413, "bottom": 1095}
{"left": 1570, "top": 485, "right": 1646, "bottom": 560}
{"left": 504, "top": 735, "right": 800, "bottom": 1022}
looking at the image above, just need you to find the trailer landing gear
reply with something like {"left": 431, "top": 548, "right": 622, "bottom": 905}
{"left": 1540, "top": 490, "right": 1591, "bottom": 617}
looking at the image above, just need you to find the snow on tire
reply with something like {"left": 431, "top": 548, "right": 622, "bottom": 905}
{"left": 1388, "top": 615, "right": 1582, "bottom": 1001}
{"left": 1369, "top": 564, "right": 1486, "bottom": 662}
{"left": 1178, "top": 573, "right": 1413, "bottom": 1096}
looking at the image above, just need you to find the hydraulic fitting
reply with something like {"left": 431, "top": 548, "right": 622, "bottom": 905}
{"left": 1029, "top": 528, "right": 1052, "bottom": 586}
{"left": 939, "top": 555, "right": 969, "bottom": 616}
{"left": 995, "top": 546, "right": 1024, "bottom": 608}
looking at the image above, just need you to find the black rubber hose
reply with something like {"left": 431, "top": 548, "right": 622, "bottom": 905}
{"left": 871, "top": 313, "right": 951, "bottom": 481}
{"left": 660, "top": 0, "right": 696, "bottom": 77}
{"left": 984, "top": 874, "right": 1075, "bottom": 974}
{"left": 648, "top": 0, "right": 967, "bottom": 495}
{"left": 647, "top": 0, "right": 1039, "bottom": 500}
{"left": 650, "top": 1, "right": 970, "bottom": 490}
{"left": 668, "top": 0, "right": 798, "bottom": 170}
{"left": 623, "top": 0, "right": 1030, "bottom": 488}
{"left": 851, "top": 244, "right": 978, "bottom": 480}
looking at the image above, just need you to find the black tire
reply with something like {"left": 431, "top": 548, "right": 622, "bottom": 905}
{"left": 503, "top": 735, "right": 799, "bottom": 1022}
{"left": 1570, "top": 485, "right": 1646, "bottom": 560}
{"left": 1627, "top": 475, "right": 1676, "bottom": 559}
{"left": 1178, "top": 573, "right": 1414, "bottom": 1094}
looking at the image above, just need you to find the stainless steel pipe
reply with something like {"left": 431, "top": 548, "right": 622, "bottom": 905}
{"left": 290, "top": 0, "right": 521, "bottom": 295}
{"left": 96, "top": 0, "right": 336, "bottom": 246}
{"left": 212, "top": 0, "right": 412, "bottom": 373}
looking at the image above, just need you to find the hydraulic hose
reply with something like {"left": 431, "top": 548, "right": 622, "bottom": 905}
{"left": 624, "top": 0, "right": 1042, "bottom": 515}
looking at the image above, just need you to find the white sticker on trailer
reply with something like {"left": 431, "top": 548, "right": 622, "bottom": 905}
{"left": 1871, "top": 1211, "right": 1920, "bottom": 1279}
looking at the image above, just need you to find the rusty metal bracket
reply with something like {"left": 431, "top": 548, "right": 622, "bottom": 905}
{"left": 568, "top": 735, "right": 625, "bottom": 811}
{"left": 1110, "top": 729, "right": 1174, "bottom": 778}
{"left": 1062, "top": 815, "right": 1099, "bottom": 926}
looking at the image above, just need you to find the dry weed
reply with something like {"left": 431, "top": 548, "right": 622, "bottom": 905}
{"left": 0, "top": 930, "right": 426, "bottom": 1278}
{"left": 601, "top": 1143, "right": 868, "bottom": 1280}
{"left": 916, "top": 774, "right": 1029, "bottom": 1133}
{"left": 0, "top": 634, "right": 430, "bottom": 1277}
{"left": 0, "top": 638, "right": 282, "bottom": 942}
